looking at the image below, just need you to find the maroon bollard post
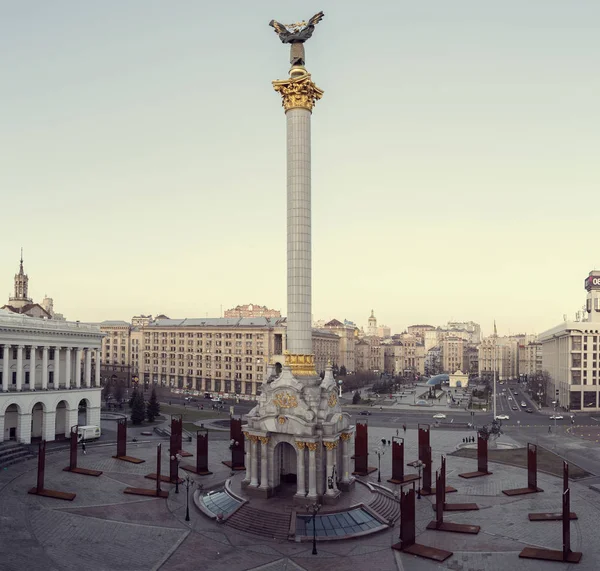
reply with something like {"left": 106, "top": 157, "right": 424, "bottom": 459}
{"left": 388, "top": 437, "right": 418, "bottom": 485}
{"left": 63, "top": 425, "right": 102, "bottom": 477}
{"left": 427, "top": 463, "right": 480, "bottom": 534}
{"left": 352, "top": 421, "right": 377, "bottom": 476}
{"left": 171, "top": 414, "right": 192, "bottom": 457}
{"left": 113, "top": 417, "right": 144, "bottom": 464}
{"left": 459, "top": 434, "right": 492, "bottom": 479}
{"left": 418, "top": 423, "right": 430, "bottom": 464}
{"left": 124, "top": 443, "right": 169, "bottom": 498}
{"left": 392, "top": 486, "right": 453, "bottom": 562}
{"left": 182, "top": 428, "right": 212, "bottom": 475}
{"left": 419, "top": 445, "right": 433, "bottom": 496}
{"left": 222, "top": 417, "right": 246, "bottom": 470}
{"left": 29, "top": 440, "right": 76, "bottom": 501}
{"left": 503, "top": 443, "right": 543, "bottom": 496}
{"left": 520, "top": 461, "right": 582, "bottom": 562}
{"left": 435, "top": 456, "right": 476, "bottom": 512}
{"left": 528, "top": 460, "right": 577, "bottom": 521}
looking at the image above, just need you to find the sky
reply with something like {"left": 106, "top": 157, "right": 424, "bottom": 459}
{"left": 1, "top": 1, "right": 599, "bottom": 337}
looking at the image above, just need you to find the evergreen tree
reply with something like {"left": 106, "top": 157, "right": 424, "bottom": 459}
{"left": 101, "top": 382, "right": 112, "bottom": 404}
{"left": 146, "top": 387, "right": 160, "bottom": 422}
{"left": 131, "top": 391, "right": 146, "bottom": 425}
{"left": 128, "top": 388, "right": 137, "bottom": 409}
{"left": 340, "top": 365, "right": 347, "bottom": 376}
{"left": 352, "top": 391, "right": 361, "bottom": 405}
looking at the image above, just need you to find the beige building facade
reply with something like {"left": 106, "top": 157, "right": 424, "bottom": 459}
{"left": 224, "top": 304, "right": 281, "bottom": 318}
{"left": 323, "top": 319, "right": 357, "bottom": 373}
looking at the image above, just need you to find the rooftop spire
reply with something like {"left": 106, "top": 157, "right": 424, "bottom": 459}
{"left": 19, "top": 247, "right": 24, "bottom": 274}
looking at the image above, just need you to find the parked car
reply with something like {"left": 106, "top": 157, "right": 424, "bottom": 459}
{"left": 358, "top": 410, "right": 372, "bottom": 416}
{"left": 512, "top": 406, "right": 519, "bottom": 411}
{"left": 525, "top": 408, "right": 533, "bottom": 413}
{"left": 550, "top": 415, "right": 564, "bottom": 420}
{"left": 432, "top": 413, "right": 446, "bottom": 419}
{"left": 495, "top": 414, "right": 510, "bottom": 420}
{"left": 521, "top": 402, "right": 527, "bottom": 407}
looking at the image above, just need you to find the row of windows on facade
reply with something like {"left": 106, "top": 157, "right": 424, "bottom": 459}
{"left": 145, "top": 376, "right": 257, "bottom": 394}
{"left": 144, "top": 332, "right": 265, "bottom": 340}
{"left": 142, "top": 341, "right": 262, "bottom": 349}
{"left": 0, "top": 371, "right": 57, "bottom": 384}
{"left": 149, "top": 368, "right": 257, "bottom": 380}
{"left": 6, "top": 348, "right": 56, "bottom": 360}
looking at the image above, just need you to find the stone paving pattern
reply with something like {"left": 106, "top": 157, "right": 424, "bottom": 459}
{"left": 1, "top": 424, "right": 600, "bottom": 570}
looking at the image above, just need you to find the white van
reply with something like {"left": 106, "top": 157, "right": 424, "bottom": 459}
{"left": 77, "top": 425, "right": 101, "bottom": 442}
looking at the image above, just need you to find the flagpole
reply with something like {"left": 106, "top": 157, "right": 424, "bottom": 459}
{"left": 492, "top": 321, "right": 497, "bottom": 420}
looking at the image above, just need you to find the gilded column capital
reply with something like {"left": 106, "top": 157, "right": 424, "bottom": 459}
{"left": 323, "top": 440, "right": 338, "bottom": 451}
{"left": 340, "top": 432, "right": 352, "bottom": 441}
{"left": 306, "top": 442, "right": 318, "bottom": 452}
{"left": 283, "top": 353, "right": 317, "bottom": 377}
{"left": 272, "top": 69, "right": 323, "bottom": 112}
{"left": 295, "top": 441, "right": 306, "bottom": 450}
{"left": 258, "top": 436, "right": 270, "bottom": 445}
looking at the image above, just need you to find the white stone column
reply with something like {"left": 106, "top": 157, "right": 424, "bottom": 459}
{"left": 307, "top": 442, "right": 317, "bottom": 499}
{"left": 285, "top": 106, "right": 314, "bottom": 356}
{"left": 42, "top": 411, "right": 56, "bottom": 441}
{"left": 54, "top": 347, "right": 60, "bottom": 389}
{"left": 259, "top": 437, "right": 269, "bottom": 490}
{"left": 85, "top": 349, "right": 92, "bottom": 387}
{"left": 250, "top": 437, "right": 259, "bottom": 487}
{"left": 29, "top": 346, "right": 36, "bottom": 390}
{"left": 0, "top": 415, "right": 5, "bottom": 442}
{"left": 42, "top": 346, "right": 49, "bottom": 390}
{"left": 295, "top": 441, "right": 306, "bottom": 497}
{"left": 2, "top": 345, "right": 9, "bottom": 392}
{"left": 341, "top": 434, "right": 351, "bottom": 484}
{"left": 16, "top": 345, "right": 24, "bottom": 391}
{"left": 242, "top": 434, "right": 251, "bottom": 484}
{"left": 95, "top": 349, "right": 101, "bottom": 387}
{"left": 325, "top": 441, "right": 337, "bottom": 496}
{"left": 88, "top": 406, "right": 100, "bottom": 427}
{"left": 18, "top": 412, "right": 32, "bottom": 444}
{"left": 65, "top": 347, "right": 71, "bottom": 389}
{"left": 75, "top": 348, "right": 82, "bottom": 388}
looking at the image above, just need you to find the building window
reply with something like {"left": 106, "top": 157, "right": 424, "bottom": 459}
{"left": 49, "top": 371, "right": 54, "bottom": 384}
{"left": 25, "top": 372, "right": 30, "bottom": 384}
{"left": 49, "top": 349, "right": 55, "bottom": 360}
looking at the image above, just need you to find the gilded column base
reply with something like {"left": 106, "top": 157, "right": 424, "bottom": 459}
{"left": 284, "top": 352, "right": 318, "bottom": 377}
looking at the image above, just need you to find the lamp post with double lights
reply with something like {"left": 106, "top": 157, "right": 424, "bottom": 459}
{"left": 306, "top": 502, "right": 322, "bottom": 555}
{"left": 170, "top": 453, "right": 182, "bottom": 493}
{"left": 414, "top": 459, "right": 424, "bottom": 499}
{"left": 375, "top": 447, "right": 385, "bottom": 483}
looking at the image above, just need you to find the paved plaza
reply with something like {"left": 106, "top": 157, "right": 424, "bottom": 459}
{"left": 2, "top": 423, "right": 600, "bottom": 570}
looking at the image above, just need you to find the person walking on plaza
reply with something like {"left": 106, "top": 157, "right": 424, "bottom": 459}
{"left": 403, "top": 424, "right": 406, "bottom": 433}
{"left": 396, "top": 429, "right": 399, "bottom": 437}
{"left": 82, "top": 440, "right": 86, "bottom": 455}
{"left": 548, "top": 425, "right": 552, "bottom": 434}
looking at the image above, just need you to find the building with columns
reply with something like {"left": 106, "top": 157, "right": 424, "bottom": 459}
{"left": 0, "top": 309, "right": 103, "bottom": 444}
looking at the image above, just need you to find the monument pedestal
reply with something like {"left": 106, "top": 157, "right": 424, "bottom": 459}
{"left": 338, "top": 478, "right": 355, "bottom": 493}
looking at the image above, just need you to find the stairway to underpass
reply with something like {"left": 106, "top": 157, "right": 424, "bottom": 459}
{"left": 225, "top": 504, "right": 291, "bottom": 541}
{"left": 0, "top": 441, "right": 35, "bottom": 469}
{"left": 368, "top": 489, "right": 400, "bottom": 523}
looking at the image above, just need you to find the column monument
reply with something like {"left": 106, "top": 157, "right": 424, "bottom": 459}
{"left": 244, "top": 12, "right": 353, "bottom": 503}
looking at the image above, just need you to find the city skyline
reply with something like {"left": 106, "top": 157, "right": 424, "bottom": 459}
{"left": 2, "top": 1, "right": 598, "bottom": 335}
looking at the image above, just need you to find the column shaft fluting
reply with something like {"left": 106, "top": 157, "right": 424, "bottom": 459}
{"left": 16, "top": 346, "right": 23, "bottom": 391}
{"left": 259, "top": 439, "right": 269, "bottom": 489}
{"left": 54, "top": 347, "right": 60, "bottom": 389}
{"left": 85, "top": 349, "right": 92, "bottom": 387}
{"left": 75, "top": 348, "right": 82, "bottom": 388}
{"left": 65, "top": 348, "right": 71, "bottom": 389}
{"left": 250, "top": 439, "right": 259, "bottom": 487}
{"left": 30, "top": 346, "right": 36, "bottom": 389}
{"left": 42, "top": 347, "right": 49, "bottom": 390}
{"left": 325, "top": 445, "right": 335, "bottom": 496}
{"left": 1, "top": 345, "right": 9, "bottom": 392}
{"left": 342, "top": 437, "right": 350, "bottom": 483}
{"left": 295, "top": 444, "right": 306, "bottom": 496}
{"left": 308, "top": 445, "right": 317, "bottom": 498}
{"left": 286, "top": 107, "right": 313, "bottom": 355}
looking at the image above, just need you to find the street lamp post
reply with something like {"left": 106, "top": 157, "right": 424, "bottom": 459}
{"left": 170, "top": 453, "right": 182, "bottom": 493}
{"left": 375, "top": 447, "right": 385, "bottom": 483}
{"left": 306, "top": 502, "right": 322, "bottom": 555}
{"left": 414, "top": 460, "right": 424, "bottom": 499}
{"left": 183, "top": 475, "right": 193, "bottom": 521}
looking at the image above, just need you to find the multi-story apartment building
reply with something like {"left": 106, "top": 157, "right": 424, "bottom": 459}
{"left": 446, "top": 321, "right": 481, "bottom": 344}
{"left": 442, "top": 336, "right": 466, "bottom": 373}
{"left": 312, "top": 329, "right": 340, "bottom": 375}
{"left": 355, "top": 338, "right": 385, "bottom": 373}
{"left": 224, "top": 304, "right": 281, "bottom": 319}
{"left": 478, "top": 335, "right": 519, "bottom": 381}
{"left": 518, "top": 342, "right": 542, "bottom": 379}
{"left": 407, "top": 325, "right": 436, "bottom": 342}
{"left": 538, "top": 271, "right": 600, "bottom": 412}
{"left": 98, "top": 321, "right": 133, "bottom": 385}
{"left": 323, "top": 319, "right": 357, "bottom": 373}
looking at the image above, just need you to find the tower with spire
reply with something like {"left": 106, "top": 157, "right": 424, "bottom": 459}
{"left": 8, "top": 248, "right": 32, "bottom": 309}
{"left": 367, "top": 309, "right": 378, "bottom": 337}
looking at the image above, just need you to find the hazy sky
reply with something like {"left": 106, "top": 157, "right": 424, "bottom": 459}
{"left": 1, "top": 1, "right": 598, "bottom": 336}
